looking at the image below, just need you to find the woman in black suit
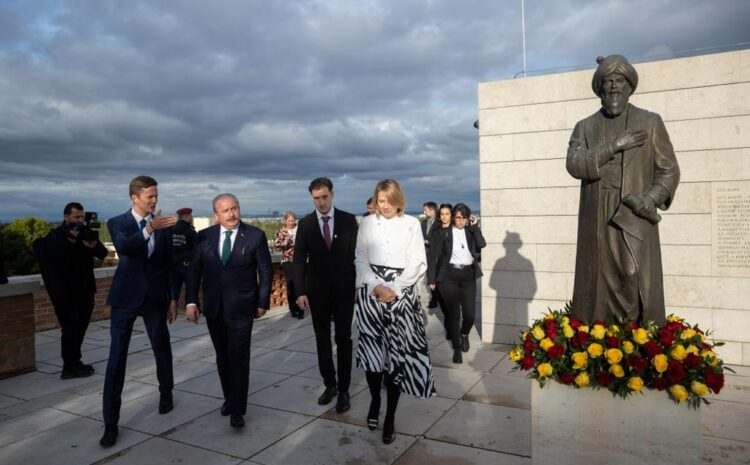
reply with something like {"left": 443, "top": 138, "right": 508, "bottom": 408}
{"left": 427, "top": 204, "right": 452, "bottom": 338}
{"left": 427, "top": 203, "right": 486, "bottom": 364}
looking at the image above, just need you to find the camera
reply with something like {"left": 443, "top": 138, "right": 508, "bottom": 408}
{"left": 64, "top": 222, "right": 99, "bottom": 242}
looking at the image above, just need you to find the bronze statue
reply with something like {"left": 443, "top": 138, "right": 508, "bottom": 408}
{"left": 567, "top": 55, "right": 680, "bottom": 325}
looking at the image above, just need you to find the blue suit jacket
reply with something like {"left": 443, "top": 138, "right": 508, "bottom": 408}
{"left": 186, "top": 223, "right": 273, "bottom": 320}
{"left": 107, "top": 210, "right": 176, "bottom": 309}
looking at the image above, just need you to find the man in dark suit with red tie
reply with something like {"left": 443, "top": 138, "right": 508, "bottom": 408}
{"left": 101, "top": 175, "right": 178, "bottom": 447}
{"left": 185, "top": 193, "right": 272, "bottom": 428}
{"left": 293, "top": 177, "right": 358, "bottom": 413}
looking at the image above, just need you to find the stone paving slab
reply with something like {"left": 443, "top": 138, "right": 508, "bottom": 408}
{"left": 701, "top": 436, "right": 750, "bottom": 465}
{"left": 53, "top": 380, "right": 156, "bottom": 417}
{"left": 394, "top": 438, "right": 532, "bottom": 465}
{"left": 117, "top": 390, "right": 221, "bottom": 435}
{"left": 136, "top": 359, "right": 216, "bottom": 386}
{"left": 0, "top": 407, "right": 80, "bottom": 448}
{"left": 463, "top": 372, "right": 531, "bottom": 410}
{"left": 250, "top": 417, "right": 416, "bottom": 465}
{"left": 247, "top": 374, "right": 367, "bottom": 417}
{"left": 250, "top": 350, "right": 319, "bottom": 375}
{"left": 0, "top": 393, "right": 24, "bottom": 410}
{"left": 296, "top": 363, "right": 369, "bottom": 387}
{"left": 0, "top": 369, "right": 105, "bottom": 400}
{"left": 429, "top": 340, "right": 503, "bottom": 373}
{"left": 90, "top": 351, "right": 155, "bottom": 379}
{"left": 701, "top": 399, "right": 750, "bottom": 443}
{"left": 431, "top": 365, "right": 485, "bottom": 399}
{"left": 103, "top": 437, "right": 242, "bottom": 465}
{"left": 0, "top": 417, "right": 150, "bottom": 465}
{"left": 426, "top": 400, "right": 531, "bottom": 457}
{"left": 251, "top": 329, "right": 316, "bottom": 350}
{"left": 166, "top": 403, "right": 314, "bottom": 459}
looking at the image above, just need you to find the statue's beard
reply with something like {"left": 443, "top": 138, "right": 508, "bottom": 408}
{"left": 601, "top": 93, "right": 628, "bottom": 117}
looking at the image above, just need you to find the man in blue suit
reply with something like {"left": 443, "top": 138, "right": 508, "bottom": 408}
{"left": 100, "top": 175, "right": 178, "bottom": 447}
{"left": 185, "top": 193, "right": 272, "bottom": 428}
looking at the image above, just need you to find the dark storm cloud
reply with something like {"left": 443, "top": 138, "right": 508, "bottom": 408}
{"left": 0, "top": 0, "right": 749, "bottom": 221}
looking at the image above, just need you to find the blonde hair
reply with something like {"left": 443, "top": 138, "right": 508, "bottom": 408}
{"left": 373, "top": 179, "right": 406, "bottom": 217}
{"left": 283, "top": 211, "right": 296, "bottom": 220}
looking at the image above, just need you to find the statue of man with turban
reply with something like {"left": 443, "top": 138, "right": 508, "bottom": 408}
{"left": 567, "top": 55, "right": 680, "bottom": 325}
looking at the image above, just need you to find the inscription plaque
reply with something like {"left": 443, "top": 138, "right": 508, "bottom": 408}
{"left": 711, "top": 181, "right": 750, "bottom": 278}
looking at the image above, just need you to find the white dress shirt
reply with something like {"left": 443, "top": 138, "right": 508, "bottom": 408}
{"left": 131, "top": 209, "right": 155, "bottom": 257}
{"left": 450, "top": 227, "right": 474, "bottom": 266}
{"left": 355, "top": 213, "right": 427, "bottom": 298}
{"left": 218, "top": 224, "right": 239, "bottom": 257}
{"left": 315, "top": 207, "right": 335, "bottom": 240}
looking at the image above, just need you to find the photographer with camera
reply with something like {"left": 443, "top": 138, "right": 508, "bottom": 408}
{"left": 37, "top": 202, "right": 108, "bottom": 379}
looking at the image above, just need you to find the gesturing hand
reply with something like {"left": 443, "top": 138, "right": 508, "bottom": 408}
{"left": 613, "top": 129, "right": 647, "bottom": 152}
{"left": 148, "top": 209, "right": 178, "bottom": 232}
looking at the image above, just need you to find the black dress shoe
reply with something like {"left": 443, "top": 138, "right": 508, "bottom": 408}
{"left": 382, "top": 421, "right": 396, "bottom": 444}
{"left": 335, "top": 392, "right": 351, "bottom": 413}
{"left": 99, "top": 423, "right": 118, "bottom": 447}
{"left": 60, "top": 364, "right": 94, "bottom": 380}
{"left": 220, "top": 401, "right": 230, "bottom": 416}
{"left": 317, "top": 386, "right": 337, "bottom": 405}
{"left": 230, "top": 414, "right": 245, "bottom": 428}
{"left": 367, "top": 398, "right": 381, "bottom": 430}
{"left": 453, "top": 348, "right": 463, "bottom": 364}
{"left": 461, "top": 334, "right": 470, "bottom": 353}
{"left": 158, "top": 392, "right": 173, "bottom": 414}
{"left": 296, "top": 311, "right": 304, "bottom": 320}
{"left": 77, "top": 361, "right": 95, "bottom": 374}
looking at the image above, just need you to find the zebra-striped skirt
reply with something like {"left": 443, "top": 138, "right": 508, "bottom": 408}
{"left": 355, "top": 265, "right": 436, "bottom": 399}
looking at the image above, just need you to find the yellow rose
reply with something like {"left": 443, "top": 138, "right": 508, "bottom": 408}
{"left": 579, "top": 325, "right": 589, "bottom": 334}
{"left": 670, "top": 344, "right": 687, "bottom": 361}
{"left": 669, "top": 384, "right": 689, "bottom": 403}
{"left": 606, "top": 324, "right": 620, "bottom": 337}
{"left": 540, "top": 338, "right": 555, "bottom": 351}
{"left": 622, "top": 340, "right": 635, "bottom": 355}
{"left": 609, "top": 364, "right": 625, "bottom": 378}
{"left": 587, "top": 343, "right": 604, "bottom": 358}
{"left": 681, "top": 328, "right": 697, "bottom": 340}
{"left": 691, "top": 381, "right": 709, "bottom": 397}
{"left": 606, "top": 348, "right": 623, "bottom": 365}
{"left": 537, "top": 363, "right": 553, "bottom": 378}
{"left": 686, "top": 345, "right": 700, "bottom": 355}
{"left": 701, "top": 350, "right": 720, "bottom": 367}
{"left": 563, "top": 325, "right": 575, "bottom": 339}
{"left": 652, "top": 354, "right": 668, "bottom": 373}
{"left": 633, "top": 328, "right": 649, "bottom": 345}
{"left": 544, "top": 313, "right": 554, "bottom": 320}
{"left": 571, "top": 351, "right": 589, "bottom": 370}
{"left": 590, "top": 324, "right": 606, "bottom": 340}
{"left": 575, "top": 372, "right": 590, "bottom": 387}
{"left": 509, "top": 346, "right": 524, "bottom": 362}
{"left": 667, "top": 314, "right": 681, "bottom": 323}
{"left": 531, "top": 326, "right": 545, "bottom": 341}
{"left": 563, "top": 316, "right": 570, "bottom": 325}
{"left": 627, "top": 376, "right": 644, "bottom": 392}
{"left": 521, "top": 331, "right": 529, "bottom": 341}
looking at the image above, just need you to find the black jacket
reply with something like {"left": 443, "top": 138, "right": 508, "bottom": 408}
{"left": 427, "top": 224, "right": 486, "bottom": 285}
{"left": 172, "top": 220, "right": 197, "bottom": 265}
{"left": 292, "top": 208, "right": 358, "bottom": 301}
{"left": 37, "top": 224, "right": 108, "bottom": 307}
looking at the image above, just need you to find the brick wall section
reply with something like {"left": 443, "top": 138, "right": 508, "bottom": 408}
{"left": 33, "top": 262, "right": 287, "bottom": 331}
{"left": 0, "top": 282, "right": 39, "bottom": 378}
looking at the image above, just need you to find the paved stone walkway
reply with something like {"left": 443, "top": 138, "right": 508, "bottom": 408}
{"left": 0, "top": 307, "right": 749, "bottom": 464}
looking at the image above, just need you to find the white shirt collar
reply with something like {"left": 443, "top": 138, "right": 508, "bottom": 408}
{"left": 316, "top": 206, "right": 335, "bottom": 221}
{"left": 131, "top": 209, "right": 152, "bottom": 223}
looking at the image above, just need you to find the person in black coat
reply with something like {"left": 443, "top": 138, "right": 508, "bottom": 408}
{"left": 427, "top": 203, "right": 486, "bottom": 364}
{"left": 293, "top": 177, "right": 358, "bottom": 414}
{"left": 37, "top": 202, "right": 108, "bottom": 379}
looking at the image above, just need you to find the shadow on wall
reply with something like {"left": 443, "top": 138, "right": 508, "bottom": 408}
{"left": 487, "top": 231, "right": 537, "bottom": 343}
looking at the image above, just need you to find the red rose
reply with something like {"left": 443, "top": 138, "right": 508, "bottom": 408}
{"left": 606, "top": 336, "right": 621, "bottom": 348}
{"left": 571, "top": 331, "right": 589, "bottom": 349}
{"left": 626, "top": 356, "right": 647, "bottom": 373}
{"left": 523, "top": 338, "right": 538, "bottom": 353}
{"left": 547, "top": 344, "right": 565, "bottom": 359}
{"left": 651, "top": 377, "right": 668, "bottom": 391}
{"left": 643, "top": 341, "right": 663, "bottom": 358}
{"left": 544, "top": 319, "right": 559, "bottom": 339}
{"left": 559, "top": 373, "right": 575, "bottom": 385}
{"left": 521, "top": 356, "right": 535, "bottom": 370}
{"left": 593, "top": 320, "right": 605, "bottom": 327}
{"left": 570, "top": 319, "right": 583, "bottom": 330}
{"left": 667, "top": 321, "right": 685, "bottom": 332}
{"left": 629, "top": 322, "right": 639, "bottom": 330}
{"left": 705, "top": 368, "right": 725, "bottom": 394}
{"left": 596, "top": 371, "right": 613, "bottom": 386}
{"left": 667, "top": 361, "right": 686, "bottom": 384}
{"left": 658, "top": 328, "right": 675, "bottom": 347}
{"left": 684, "top": 353, "right": 701, "bottom": 368}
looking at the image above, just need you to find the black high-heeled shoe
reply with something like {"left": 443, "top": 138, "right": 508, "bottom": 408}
{"left": 382, "top": 416, "right": 395, "bottom": 444}
{"left": 367, "top": 398, "right": 381, "bottom": 430}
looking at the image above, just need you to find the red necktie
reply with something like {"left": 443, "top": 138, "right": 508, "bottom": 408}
{"left": 322, "top": 216, "right": 332, "bottom": 250}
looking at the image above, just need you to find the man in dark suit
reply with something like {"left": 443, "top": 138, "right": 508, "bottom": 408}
{"left": 185, "top": 193, "right": 272, "bottom": 428}
{"left": 100, "top": 176, "right": 178, "bottom": 448}
{"left": 37, "top": 202, "right": 108, "bottom": 379}
{"left": 293, "top": 177, "right": 358, "bottom": 413}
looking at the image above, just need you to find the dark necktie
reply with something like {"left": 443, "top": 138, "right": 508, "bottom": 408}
{"left": 139, "top": 218, "right": 149, "bottom": 257}
{"left": 221, "top": 230, "right": 233, "bottom": 266}
{"left": 322, "top": 216, "right": 332, "bottom": 250}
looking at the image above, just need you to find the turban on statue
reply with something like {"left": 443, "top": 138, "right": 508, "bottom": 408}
{"left": 591, "top": 55, "right": 639, "bottom": 96}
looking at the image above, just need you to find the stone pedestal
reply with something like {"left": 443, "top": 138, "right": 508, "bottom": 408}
{"left": 532, "top": 382, "right": 700, "bottom": 465}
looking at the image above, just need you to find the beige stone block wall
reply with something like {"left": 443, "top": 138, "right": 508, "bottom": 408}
{"left": 478, "top": 50, "right": 750, "bottom": 365}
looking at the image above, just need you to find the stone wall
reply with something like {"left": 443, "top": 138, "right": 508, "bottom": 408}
{"left": 478, "top": 50, "right": 750, "bottom": 365}
{"left": 0, "top": 280, "right": 39, "bottom": 378}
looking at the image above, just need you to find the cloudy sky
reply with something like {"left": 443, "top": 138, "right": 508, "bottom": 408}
{"left": 1, "top": 0, "right": 749, "bottom": 221}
